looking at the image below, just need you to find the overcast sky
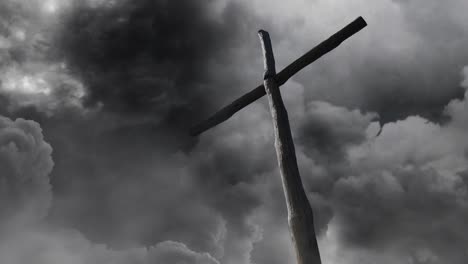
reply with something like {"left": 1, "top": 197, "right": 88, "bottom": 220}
{"left": 1, "top": 0, "right": 468, "bottom": 263}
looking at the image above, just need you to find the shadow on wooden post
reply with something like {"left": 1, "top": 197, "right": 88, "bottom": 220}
{"left": 259, "top": 30, "right": 322, "bottom": 264}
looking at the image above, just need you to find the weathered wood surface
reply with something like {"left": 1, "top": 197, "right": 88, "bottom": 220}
{"left": 190, "top": 17, "right": 367, "bottom": 136}
{"left": 259, "top": 30, "right": 322, "bottom": 264}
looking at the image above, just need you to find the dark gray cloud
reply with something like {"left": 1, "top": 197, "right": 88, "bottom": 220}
{"left": 0, "top": 116, "right": 53, "bottom": 231}
{"left": 0, "top": 229, "right": 221, "bottom": 264}
{"left": 243, "top": 0, "right": 468, "bottom": 125}
{"left": 54, "top": 0, "right": 265, "bottom": 123}
{"left": 0, "top": 0, "right": 269, "bottom": 262}
{"left": 2, "top": 0, "right": 468, "bottom": 264}
{"left": 0, "top": 114, "right": 222, "bottom": 263}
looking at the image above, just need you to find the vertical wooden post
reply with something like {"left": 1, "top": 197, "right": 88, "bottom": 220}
{"left": 259, "top": 30, "right": 322, "bottom": 264}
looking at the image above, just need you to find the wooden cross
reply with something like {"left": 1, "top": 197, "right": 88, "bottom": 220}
{"left": 191, "top": 17, "right": 367, "bottom": 264}
{"left": 190, "top": 17, "right": 367, "bottom": 136}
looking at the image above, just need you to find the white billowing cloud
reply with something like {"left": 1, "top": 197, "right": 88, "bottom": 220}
{"left": 347, "top": 65, "right": 468, "bottom": 178}
{"left": 321, "top": 66, "right": 468, "bottom": 263}
{"left": 0, "top": 0, "right": 87, "bottom": 114}
{"left": 0, "top": 115, "right": 219, "bottom": 264}
{"left": 0, "top": 62, "right": 86, "bottom": 113}
{"left": 247, "top": 94, "right": 468, "bottom": 263}
{"left": 0, "top": 229, "right": 219, "bottom": 264}
{"left": 0, "top": 117, "right": 53, "bottom": 229}
{"left": 232, "top": 0, "right": 468, "bottom": 127}
{"left": 250, "top": 62, "right": 468, "bottom": 263}
{"left": 348, "top": 116, "right": 464, "bottom": 173}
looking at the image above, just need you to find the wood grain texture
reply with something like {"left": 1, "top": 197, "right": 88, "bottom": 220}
{"left": 259, "top": 30, "right": 322, "bottom": 264}
{"left": 189, "top": 17, "right": 367, "bottom": 136}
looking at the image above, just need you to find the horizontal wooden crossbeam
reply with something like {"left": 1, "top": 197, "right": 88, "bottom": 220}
{"left": 190, "top": 17, "right": 367, "bottom": 136}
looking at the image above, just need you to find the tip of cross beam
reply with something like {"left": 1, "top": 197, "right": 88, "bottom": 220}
{"left": 355, "top": 16, "right": 367, "bottom": 27}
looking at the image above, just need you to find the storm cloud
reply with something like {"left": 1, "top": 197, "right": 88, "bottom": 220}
{"left": 2, "top": 0, "right": 468, "bottom": 264}
{"left": 0, "top": 117, "right": 53, "bottom": 230}
{"left": 0, "top": 115, "right": 221, "bottom": 264}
